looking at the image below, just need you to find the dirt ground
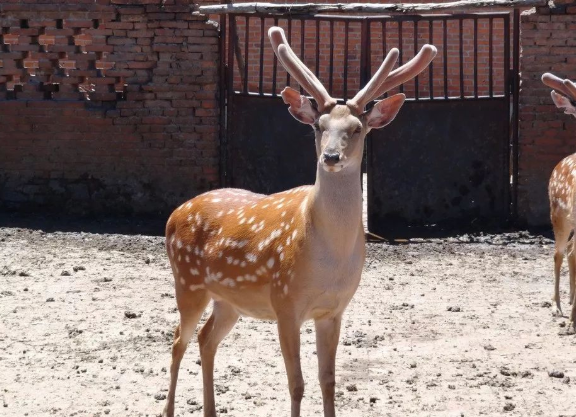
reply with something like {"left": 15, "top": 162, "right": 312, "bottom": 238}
{"left": 2, "top": 217, "right": 576, "bottom": 417}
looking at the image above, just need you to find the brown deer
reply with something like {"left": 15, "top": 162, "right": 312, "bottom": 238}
{"left": 162, "top": 26, "right": 436, "bottom": 417}
{"left": 542, "top": 72, "right": 576, "bottom": 328}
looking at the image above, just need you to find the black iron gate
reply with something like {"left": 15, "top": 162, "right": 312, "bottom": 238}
{"left": 219, "top": 11, "right": 520, "bottom": 235}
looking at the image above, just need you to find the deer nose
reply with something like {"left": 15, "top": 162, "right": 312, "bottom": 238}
{"left": 323, "top": 152, "right": 340, "bottom": 165}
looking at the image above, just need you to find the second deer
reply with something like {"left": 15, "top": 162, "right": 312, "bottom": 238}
{"left": 541, "top": 72, "right": 576, "bottom": 328}
{"left": 162, "top": 27, "right": 436, "bottom": 417}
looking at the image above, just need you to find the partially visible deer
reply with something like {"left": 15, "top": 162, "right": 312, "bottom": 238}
{"left": 161, "top": 26, "right": 436, "bottom": 417}
{"left": 541, "top": 72, "right": 576, "bottom": 327}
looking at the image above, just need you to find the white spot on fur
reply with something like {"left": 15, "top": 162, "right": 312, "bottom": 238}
{"left": 190, "top": 268, "right": 199, "bottom": 275}
{"left": 267, "top": 257, "right": 275, "bottom": 269}
{"left": 189, "top": 284, "right": 205, "bottom": 291}
{"left": 205, "top": 267, "right": 223, "bottom": 283}
{"left": 220, "top": 278, "right": 236, "bottom": 287}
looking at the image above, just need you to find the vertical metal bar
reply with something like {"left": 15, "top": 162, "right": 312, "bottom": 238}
{"left": 315, "top": 19, "right": 320, "bottom": 77}
{"left": 459, "top": 18, "right": 464, "bottom": 99}
{"left": 243, "top": 16, "right": 249, "bottom": 94}
{"left": 474, "top": 18, "right": 478, "bottom": 98}
{"left": 382, "top": 20, "right": 388, "bottom": 98}
{"left": 503, "top": 14, "right": 511, "bottom": 223}
{"left": 360, "top": 19, "right": 370, "bottom": 88}
{"left": 226, "top": 14, "right": 236, "bottom": 186}
{"left": 512, "top": 10, "right": 520, "bottom": 219}
{"left": 329, "top": 20, "right": 334, "bottom": 94}
{"left": 414, "top": 20, "right": 419, "bottom": 100}
{"left": 286, "top": 18, "right": 292, "bottom": 86}
{"left": 219, "top": 14, "right": 228, "bottom": 187}
{"left": 382, "top": 20, "right": 387, "bottom": 56}
{"left": 300, "top": 19, "right": 305, "bottom": 94}
{"left": 489, "top": 17, "right": 493, "bottom": 97}
{"left": 259, "top": 17, "right": 264, "bottom": 95}
{"left": 443, "top": 18, "right": 448, "bottom": 99}
{"left": 344, "top": 21, "right": 349, "bottom": 100}
{"left": 272, "top": 17, "right": 278, "bottom": 96}
{"left": 429, "top": 20, "right": 433, "bottom": 100}
{"left": 398, "top": 20, "right": 403, "bottom": 93}
{"left": 504, "top": 16, "right": 510, "bottom": 104}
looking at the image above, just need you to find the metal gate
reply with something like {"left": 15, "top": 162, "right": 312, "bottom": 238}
{"left": 219, "top": 11, "right": 520, "bottom": 235}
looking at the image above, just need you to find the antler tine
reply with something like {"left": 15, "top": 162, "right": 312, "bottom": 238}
{"left": 369, "top": 44, "right": 438, "bottom": 102}
{"left": 269, "top": 26, "right": 336, "bottom": 111}
{"left": 347, "top": 48, "right": 399, "bottom": 114}
{"left": 541, "top": 73, "right": 576, "bottom": 100}
{"left": 563, "top": 79, "right": 576, "bottom": 100}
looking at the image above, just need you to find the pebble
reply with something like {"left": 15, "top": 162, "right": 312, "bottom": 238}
{"left": 548, "top": 370, "right": 564, "bottom": 378}
{"left": 503, "top": 403, "right": 515, "bottom": 412}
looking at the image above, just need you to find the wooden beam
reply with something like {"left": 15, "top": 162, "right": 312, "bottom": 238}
{"left": 199, "top": 0, "right": 544, "bottom": 15}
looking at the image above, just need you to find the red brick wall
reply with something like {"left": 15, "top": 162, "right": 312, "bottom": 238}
{"left": 0, "top": 0, "right": 219, "bottom": 215}
{"left": 518, "top": 2, "right": 576, "bottom": 225}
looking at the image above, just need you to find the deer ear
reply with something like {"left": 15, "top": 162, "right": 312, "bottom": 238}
{"left": 281, "top": 87, "right": 319, "bottom": 125}
{"left": 551, "top": 91, "right": 576, "bottom": 116}
{"left": 364, "top": 93, "right": 406, "bottom": 129}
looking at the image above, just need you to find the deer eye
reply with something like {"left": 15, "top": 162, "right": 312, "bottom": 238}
{"left": 354, "top": 125, "right": 362, "bottom": 134}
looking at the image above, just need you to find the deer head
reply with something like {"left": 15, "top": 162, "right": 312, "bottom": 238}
{"left": 542, "top": 72, "right": 576, "bottom": 116}
{"left": 269, "top": 26, "right": 437, "bottom": 173}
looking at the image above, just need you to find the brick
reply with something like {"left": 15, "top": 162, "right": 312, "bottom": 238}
{"left": 127, "top": 61, "right": 156, "bottom": 69}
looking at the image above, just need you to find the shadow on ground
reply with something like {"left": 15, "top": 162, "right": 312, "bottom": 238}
{"left": 0, "top": 210, "right": 167, "bottom": 236}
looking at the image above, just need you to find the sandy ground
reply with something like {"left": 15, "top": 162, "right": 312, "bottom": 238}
{"left": 2, "top": 219, "right": 576, "bottom": 417}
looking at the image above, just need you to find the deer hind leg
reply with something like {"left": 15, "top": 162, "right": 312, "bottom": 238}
{"left": 552, "top": 218, "right": 571, "bottom": 317}
{"left": 277, "top": 312, "right": 305, "bottom": 417}
{"left": 568, "top": 235, "right": 576, "bottom": 304}
{"left": 163, "top": 290, "right": 210, "bottom": 417}
{"left": 197, "top": 301, "right": 239, "bottom": 417}
{"left": 314, "top": 315, "right": 342, "bottom": 417}
{"left": 569, "top": 291, "right": 576, "bottom": 334}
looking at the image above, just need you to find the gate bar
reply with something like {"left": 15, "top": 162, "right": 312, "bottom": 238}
{"left": 511, "top": 8, "right": 520, "bottom": 219}
{"left": 219, "top": 12, "right": 227, "bottom": 186}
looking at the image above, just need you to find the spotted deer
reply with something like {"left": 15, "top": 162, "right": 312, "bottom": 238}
{"left": 162, "top": 26, "right": 437, "bottom": 417}
{"left": 542, "top": 72, "right": 576, "bottom": 327}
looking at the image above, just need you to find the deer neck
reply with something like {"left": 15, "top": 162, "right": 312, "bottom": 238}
{"left": 307, "top": 161, "right": 363, "bottom": 253}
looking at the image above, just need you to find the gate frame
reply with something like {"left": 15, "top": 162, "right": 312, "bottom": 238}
{"left": 217, "top": 10, "right": 521, "bottom": 229}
